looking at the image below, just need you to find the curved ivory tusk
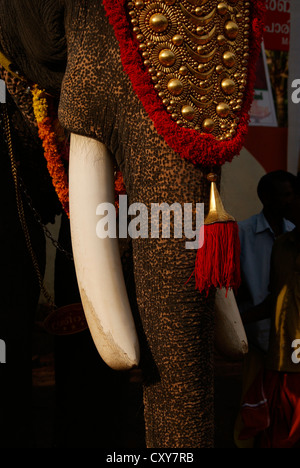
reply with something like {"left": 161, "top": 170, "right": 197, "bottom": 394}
{"left": 68, "top": 133, "right": 140, "bottom": 370}
{"left": 214, "top": 288, "right": 248, "bottom": 359}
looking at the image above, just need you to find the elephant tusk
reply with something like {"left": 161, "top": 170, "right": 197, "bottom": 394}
{"left": 68, "top": 133, "right": 140, "bottom": 370}
{"left": 214, "top": 288, "right": 248, "bottom": 359}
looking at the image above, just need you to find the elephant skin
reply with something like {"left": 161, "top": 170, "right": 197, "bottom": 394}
{"left": 0, "top": 0, "right": 261, "bottom": 448}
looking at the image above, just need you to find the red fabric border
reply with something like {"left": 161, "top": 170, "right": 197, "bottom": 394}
{"left": 102, "top": 0, "right": 266, "bottom": 167}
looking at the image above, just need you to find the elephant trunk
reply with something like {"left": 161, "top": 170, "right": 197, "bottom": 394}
{"left": 68, "top": 133, "right": 140, "bottom": 370}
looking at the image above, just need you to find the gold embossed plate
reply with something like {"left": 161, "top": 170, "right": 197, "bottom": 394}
{"left": 103, "top": 0, "right": 265, "bottom": 167}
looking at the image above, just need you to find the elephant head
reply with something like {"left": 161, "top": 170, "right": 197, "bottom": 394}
{"left": 0, "top": 0, "right": 264, "bottom": 448}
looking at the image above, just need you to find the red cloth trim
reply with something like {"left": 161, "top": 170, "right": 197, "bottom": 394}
{"left": 102, "top": 0, "right": 266, "bottom": 167}
{"left": 240, "top": 369, "right": 300, "bottom": 448}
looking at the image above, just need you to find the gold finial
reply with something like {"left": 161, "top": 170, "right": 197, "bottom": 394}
{"left": 205, "top": 173, "right": 235, "bottom": 225}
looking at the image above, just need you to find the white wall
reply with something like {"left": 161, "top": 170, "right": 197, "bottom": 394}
{"left": 221, "top": 148, "right": 265, "bottom": 222}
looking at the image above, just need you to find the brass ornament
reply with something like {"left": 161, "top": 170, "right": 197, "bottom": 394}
{"left": 221, "top": 77, "right": 236, "bottom": 94}
{"left": 222, "top": 50, "right": 236, "bottom": 68}
{"left": 205, "top": 173, "right": 235, "bottom": 225}
{"left": 172, "top": 34, "right": 184, "bottom": 45}
{"left": 224, "top": 20, "right": 239, "bottom": 39}
{"left": 217, "top": 2, "right": 228, "bottom": 15}
{"left": 181, "top": 104, "right": 196, "bottom": 121}
{"left": 167, "top": 78, "right": 184, "bottom": 95}
{"left": 159, "top": 48, "right": 176, "bottom": 66}
{"left": 216, "top": 102, "right": 230, "bottom": 118}
{"left": 149, "top": 13, "right": 169, "bottom": 32}
{"left": 127, "top": 0, "right": 252, "bottom": 140}
{"left": 202, "top": 118, "right": 215, "bottom": 132}
{"left": 179, "top": 65, "right": 188, "bottom": 75}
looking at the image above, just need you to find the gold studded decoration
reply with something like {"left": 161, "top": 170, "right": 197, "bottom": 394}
{"left": 127, "top": 0, "right": 251, "bottom": 140}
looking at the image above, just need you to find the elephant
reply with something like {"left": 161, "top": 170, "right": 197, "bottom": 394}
{"left": 0, "top": 0, "right": 264, "bottom": 448}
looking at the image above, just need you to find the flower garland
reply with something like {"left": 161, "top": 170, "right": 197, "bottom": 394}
{"left": 32, "top": 85, "right": 70, "bottom": 217}
{"left": 31, "top": 85, "right": 126, "bottom": 217}
{"left": 102, "top": 0, "right": 266, "bottom": 168}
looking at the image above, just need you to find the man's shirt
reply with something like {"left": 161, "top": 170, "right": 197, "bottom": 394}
{"left": 237, "top": 211, "right": 294, "bottom": 352}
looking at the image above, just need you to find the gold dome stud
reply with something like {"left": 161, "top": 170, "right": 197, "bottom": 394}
{"left": 202, "top": 118, "right": 215, "bottom": 133}
{"left": 167, "top": 78, "right": 184, "bottom": 96}
{"left": 159, "top": 49, "right": 176, "bottom": 67}
{"left": 225, "top": 21, "right": 239, "bottom": 39}
{"left": 216, "top": 102, "right": 230, "bottom": 118}
{"left": 179, "top": 66, "right": 188, "bottom": 75}
{"left": 217, "top": 2, "right": 228, "bottom": 15}
{"left": 172, "top": 34, "right": 184, "bottom": 46}
{"left": 135, "top": 0, "right": 144, "bottom": 9}
{"left": 149, "top": 13, "right": 169, "bottom": 33}
{"left": 222, "top": 51, "right": 236, "bottom": 68}
{"left": 221, "top": 78, "right": 236, "bottom": 95}
{"left": 181, "top": 105, "right": 196, "bottom": 121}
{"left": 217, "top": 34, "right": 226, "bottom": 45}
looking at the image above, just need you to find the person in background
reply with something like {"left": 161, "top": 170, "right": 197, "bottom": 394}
{"left": 234, "top": 170, "right": 297, "bottom": 448}
{"left": 237, "top": 170, "right": 297, "bottom": 353}
{"left": 238, "top": 177, "right": 300, "bottom": 448}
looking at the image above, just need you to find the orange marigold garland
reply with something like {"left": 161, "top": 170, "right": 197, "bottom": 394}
{"left": 31, "top": 84, "right": 126, "bottom": 217}
{"left": 32, "top": 85, "right": 70, "bottom": 217}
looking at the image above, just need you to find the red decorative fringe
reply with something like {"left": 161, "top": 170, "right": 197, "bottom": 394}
{"left": 102, "top": 0, "right": 266, "bottom": 167}
{"left": 195, "top": 222, "right": 241, "bottom": 296}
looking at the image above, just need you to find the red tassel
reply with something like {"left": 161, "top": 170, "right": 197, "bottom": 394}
{"left": 192, "top": 172, "right": 241, "bottom": 296}
{"left": 195, "top": 221, "right": 241, "bottom": 296}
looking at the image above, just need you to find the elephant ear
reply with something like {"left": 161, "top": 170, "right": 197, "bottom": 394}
{"left": 102, "top": 0, "right": 265, "bottom": 168}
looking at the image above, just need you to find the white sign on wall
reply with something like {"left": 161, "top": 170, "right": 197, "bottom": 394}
{"left": 249, "top": 43, "right": 278, "bottom": 127}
